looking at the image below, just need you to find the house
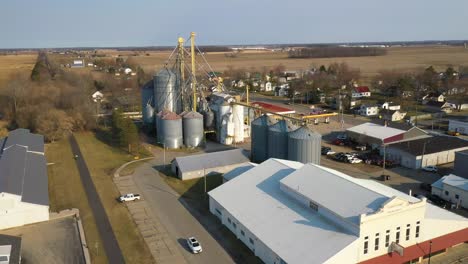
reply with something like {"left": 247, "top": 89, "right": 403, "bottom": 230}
{"left": 0, "top": 129, "right": 49, "bottom": 230}
{"left": 380, "top": 102, "right": 400, "bottom": 111}
{"left": 425, "top": 101, "right": 452, "bottom": 113}
{"left": 382, "top": 110, "right": 407, "bottom": 122}
{"left": 274, "top": 85, "right": 289, "bottom": 97}
{"left": 448, "top": 119, "right": 468, "bottom": 135}
{"left": 446, "top": 86, "right": 466, "bottom": 95}
{"left": 352, "top": 86, "right": 371, "bottom": 98}
{"left": 70, "top": 60, "right": 84, "bottom": 68}
{"left": 454, "top": 150, "right": 468, "bottom": 179}
{"left": 92, "top": 91, "right": 104, "bottom": 102}
{"left": 0, "top": 234, "right": 22, "bottom": 264}
{"left": 422, "top": 92, "right": 445, "bottom": 103}
{"left": 358, "top": 105, "right": 379, "bottom": 116}
{"left": 384, "top": 136, "right": 468, "bottom": 169}
{"left": 431, "top": 174, "right": 468, "bottom": 209}
{"left": 264, "top": 82, "right": 272, "bottom": 92}
{"left": 346, "top": 122, "right": 429, "bottom": 148}
{"left": 171, "top": 149, "right": 250, "bottom": 180}
{"left": 209, "top": 158, "right": 468, "bottom": 264}
{"left": 446, "top": 101, "right": 468, "bottom": 110}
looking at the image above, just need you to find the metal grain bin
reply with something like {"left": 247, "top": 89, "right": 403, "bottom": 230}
{"left": 182, "top": 111, "right": 204, "bottom": 148}
{"left": 155, "top": 110, "right": 170, "bottom": 143}
{"left": 159, "top": 111, "right": 183, "bottom": 149}
{"left": 251, "top": 115, "right": 276, "bottom": 163}
{"left": 268, "top": 120, "right": 297, "bottom": 159}
{"left": 153, "top": 69, "right": 181, "bottom": 113}
{"left": 288, "top": 126, "right": 321, "bottom": 165}
{"left": 203, "top": 110, "right": 215, "bottom": 129}
{"left": 141, "top": 81, "right": 155, "bottom": 124}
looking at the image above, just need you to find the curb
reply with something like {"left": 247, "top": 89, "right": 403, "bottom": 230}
{"left": 113, "top": 157, "right": 154, "bottom": 178}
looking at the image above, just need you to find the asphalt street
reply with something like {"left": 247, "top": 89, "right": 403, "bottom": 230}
{"left": 69, "top": 135, "right": 125, "bottom": 264}
{"left": 132, "top": 161, "right": 234, "bottom": 264}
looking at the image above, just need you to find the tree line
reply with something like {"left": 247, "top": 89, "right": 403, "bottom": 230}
{"left": 288, "top": 47, "right": 387, "bottom": 58}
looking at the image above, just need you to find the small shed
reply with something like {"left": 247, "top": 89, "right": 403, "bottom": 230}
{"left": 431, "top": 174, "right": 468, "bottom": 209}
{"left": 171, "top": 149, "right": 250, "bottom": 180}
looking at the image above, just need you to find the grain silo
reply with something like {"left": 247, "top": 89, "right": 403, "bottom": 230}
{"left": 182, "top": 111, "right": 204, "bottom": 148}
{"left": 158, "top": 111, "right": 183, "bottom": 149}
{"left": 233, "top": 104, "right": 244, "bottom": 143}
{"left": 155, "top": 110, "right": 170, "bottom": 143}
{"left": 153, "top": 69, "right": 181, "bottom": 114}
{"left": 251, "top": 115, "right": 276, "bottom": 163}
{"left": 141, "top": 81, "right": 155, "bottom": 125}
{"left": 267, "top": 120, "right": 297, "bottom": 159}
{"left": 288, "top": 126, "right": 321, "bottom": 165}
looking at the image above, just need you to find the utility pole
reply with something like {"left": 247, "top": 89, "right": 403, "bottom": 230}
{"left": 420, "top": 141, "right": 427, "bottom": 168}
{"left": 428, "top": 241, "right": 433, "bottom": 264}
{"left": 203, "top": 168, "right": 207, "bottom": 197}
{"left": 382, "top": 141, "right": 387, "bottom": 172}
{"left": 191, "top": 32, "right": 197, "bottom": 112}
{"left": 246, "top": 85, "right": 250, "bottom": 125}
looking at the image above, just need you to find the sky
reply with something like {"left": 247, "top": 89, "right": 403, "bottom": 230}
{"left": 1, "top": 0, "right": 468, "bottom": 49}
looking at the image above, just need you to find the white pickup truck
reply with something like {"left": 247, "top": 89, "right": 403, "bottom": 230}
{"left": 118, "top": 193, "right": 141, "bottom": 202}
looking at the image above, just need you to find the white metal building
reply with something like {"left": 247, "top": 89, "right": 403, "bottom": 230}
{"left": 431, "top": 174, "right": 468, "bottom": 209}
{"left": 171, "top": 149, "right": 251, "bottom": 180}
{"left": 0, "top": 129, "right": 49, "bottom": 230}
{"left": 385, "top": 136, "right": 468, "bottom": 169}
{"left": 209, "top": 159, "right": 468, "bottom": 264}
{"left": 448, "top": 119, "right": 468, "bottom": 135}
{"left": 454, "top": 150, "right": 468, "bottom": 179}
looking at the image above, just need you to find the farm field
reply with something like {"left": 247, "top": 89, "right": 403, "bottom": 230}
{"left": 0, "top": 53, "right": 37, "bottom": 86}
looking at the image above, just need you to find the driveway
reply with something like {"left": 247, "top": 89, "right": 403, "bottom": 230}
{"left": 118, "top": 160, "right": 234, "bottom": 264}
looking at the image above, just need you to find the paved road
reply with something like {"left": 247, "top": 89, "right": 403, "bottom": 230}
{"left": 132, "top": 161, "right": 234, "bottom": 264}
{"left": 69, "top": 135, "right": 125, "bottom": 264}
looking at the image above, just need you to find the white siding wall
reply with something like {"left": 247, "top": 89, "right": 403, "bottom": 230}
{"left": 438, "top": 184, "right": 468, "bottom": 208}
{"left": 177, "top": 162, "right": 251, "bottom": 180}
{"left": 448, "top": 120, "right": 468, "bottom": 135}
{"left": 0, "top": 193, "right": 49, "bottom": 230}
{"left": 386, "top": 146, "right": 468, "bottom": 169}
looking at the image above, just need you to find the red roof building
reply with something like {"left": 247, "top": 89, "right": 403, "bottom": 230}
{"left": 251, "top": 102, "right": 296, "bottom": 115}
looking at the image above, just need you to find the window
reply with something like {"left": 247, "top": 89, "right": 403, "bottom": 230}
{"left": 445, "top": 191, "right": 449, "bottom": 196}
{"left": 241, "top": 230, "right": 245, "bottom": 236}
{"left": 215, "top": 209, "right": 222, "bottom": 216}
{"left": 309, "top": 201, "right": 318, "bottom": 211}
{"left": 364, "top": 236, "right": 369, "bottom": 254}
{"left": 0, "top": 256, "right": 8, "bottom": 262}
{"left": 385, "top": 230, "right": 390, "bottom": 247}
{"left": 375, "top": 234, "right": 380, "bottom": 251}
{"left": 455, "top": 194, "right": 460, "bottom": 199}
{"left": 406, "top": 224, "right": 411, "bottom": 241}
{"left": 249, "top": 238, "right": 254, "bottom": 245}
{"left": 396, "top": 227, "right": 400, "bottom": 244}
{"left": 228, "top": 218, "right": 231, "bottom": 224}
{"left": 233, "top": 222, "right": 237, "bottom": 229}
{"left": 416, "top": 221, "right": 420, "bottom": 238}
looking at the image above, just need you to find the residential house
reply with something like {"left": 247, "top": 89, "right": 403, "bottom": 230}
{"left": 358, "top": 105, "right": 379, "bottom": 116}
{"left": 422, "top": 92, "right": 445, "bottom": 104}
{"left": 352, "top": 86, "right": 371, "bottom": 98}
{"left": 382, "top": 110, "right": 407, "bottom": 122}
{"left": 380, "top": 102, "right": 400, "bottom": 111}
{"left": 264, "top": 82, "right": 272, "bottom": 92}
{"left": 425, "top": 101, "right": 453, "bottom": 113}
{"left": 431, "top": 174, "right": 467, "bottom": 209}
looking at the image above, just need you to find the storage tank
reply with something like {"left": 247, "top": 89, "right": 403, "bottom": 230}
{"left": 217, "top": 104, "right": 233, "bottom": 143}
{"left": 288, "top": 126, "right": 321, "bottom": 165}
{"left": 153, "top": 69, "right": 181, "bottom": 113}
{"left": 159, "top": 111, "right": 183, "bottom": 149}
{"left": 251, "top": 115, "right": 276, "bottom": 163}
{"left": 182, "top": 111, "right": 204, "bottom": 148}
{"left": 233, "top": 104, "right": 244, "bottom": 143}
{"left": 203, "top": 110, "right": 215, "bottom": 130}
{"left": 155, "top": 110, "right": 170, "bottom": 143}
{"left": 141, "top": 81, "right": 154, "bottom": 124}
{"left": 268, "top": 120, "right": 297, "bottom": 159}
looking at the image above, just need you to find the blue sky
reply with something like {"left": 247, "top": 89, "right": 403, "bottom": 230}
{"left": 1, "top": 0, "right": 467, "bottom": 48}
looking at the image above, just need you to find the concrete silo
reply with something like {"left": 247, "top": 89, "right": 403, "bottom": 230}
{"left": 267, "top": 120, "right": 297, "bottom": 159}
{"left": 288, "top": 126, "right": 321, "bottom": 165}
{"left": 251, "top": 115, "right": 276, "bottom": 163}
{"left": 153, "top": 69, "right": 181, "bottom": 114}
{"left": 182, "top": 111, "right": 204, "bottom": 148}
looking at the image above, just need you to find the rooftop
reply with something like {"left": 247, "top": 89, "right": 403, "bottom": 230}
{"left": 222, "top": 163, "right": 256, "bottom": 181}
{"left": 346, "top": 122, "right": 406, "bottom": 141}
{"left": 250, "top": 101, "right": 295, "bottom": 115}
{"left": 174, "top": 149, "right": 250, "bottom": 173}
{"left": 354, "top": 86, "right": 370, "bottom": 93}
{"left": 0, "top": 234, "right": 21, "bottom": 264}
{"left": 0, "top": 129, "right": 48, "bottom": 206}
{"left": 388, "top": 136, "right": 468, "bottom": 156}
{"left": 432, "top": 174, "right": 468, "bottom": 192}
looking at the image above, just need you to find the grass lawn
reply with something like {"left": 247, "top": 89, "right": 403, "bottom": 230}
{"left": 46, "top": 138, "right": 108, "bottom": 264}
{"left": 74, "top": 132, "right": 154, "bottom": 264}
{"left": 157, "top": 168, "right": 262, "bottom": 264}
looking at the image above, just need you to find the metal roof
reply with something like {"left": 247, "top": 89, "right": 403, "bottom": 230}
{"left": 209, "top": 159, "right": 358, "bottom": 264}
{"left": 0, "top": 129, "right": 48, "bottom": 206}
{"left": 346, "top": 122, "right": 406, "bottom": 141}
{"left": 222, "top": 163, "right": 256, "bottom": 181}
{"left": 388, "top": 136, "right": 468, "bottom": 156}
{"left": 432, "top": 174, "right": 468, "bottom": 192}
{"left": 174, "top": 149, "right": 250, "bottom": 173}
{"left": 281, "top": 164, "right": 389, "bottom": 225}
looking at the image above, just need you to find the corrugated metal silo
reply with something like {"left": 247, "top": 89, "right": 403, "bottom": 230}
{"left": 153, "top": 69, "right": 181, "bottom": 114}
{"left": 233, "top": 104, "right": 244, "bottom": 143}
{"left": 288, "top": 126, "right": 321, "bottom": 165}
{"left": 203, "top": 110, "right": 215, "bottom": 129}
{"left": 141, "top": 81, "right": 155, "bottom": 124}
{"left": 155, "top": 110, "right": 170, "bottom": 143}
{"left": 182, "top": 111, "right": 204, "bottom": 148}
{"left": 268, "top": 120, "right": 297, "bottom": 159}
{"left": 159, "top": 111, "right": 183, "bottom": 149}
{"left": 251, "top": 115, "right": 276, "bottom": 163}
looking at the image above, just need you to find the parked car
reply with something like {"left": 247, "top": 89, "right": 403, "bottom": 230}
{"left": 321, "top": 147, "right": 336, "bottom": 155}
{"left": 336, "top": 134, "right": 347, "bottom": 140}
{"left": 447, "top": 131, "right": 460, "bottom": 136}
{"left": 186, "top": 237, "right": 203, "bottom": 254}
{"left": 118, "top": 193, "right": 141, "bottom": 202}
{"left": 354, "top": 145, "right": 367, "bottom": 151}
{"left": 422, "top": 166, "right": 438, "bottom": 172}
{"left": 420, "top": 183, "right": 432, "bottom": 192}
{"left": 349, "top": 157, "right": 363, "bottom": 164}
